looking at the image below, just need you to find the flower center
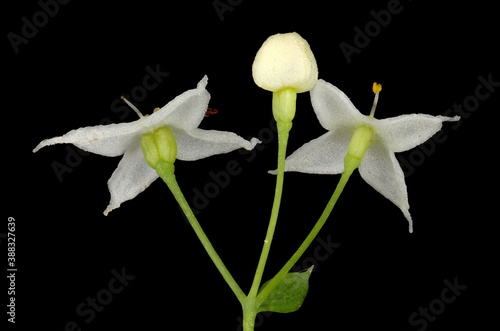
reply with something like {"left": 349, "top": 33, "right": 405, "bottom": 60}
{"left": 369, "top": 82, "right": 382, "bottom": 117}
{"left": 140, "top": 126, "right": 177, "bottom": 169}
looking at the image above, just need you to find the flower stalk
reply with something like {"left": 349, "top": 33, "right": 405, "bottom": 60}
{"left": 272, "top": 88, "right": 297, "bottom": 123}
{"left": 242, "top": 32, "right": 318, "bottom": 329}
{"left": 156, "top": 160, "right": 247, "bottom": 304}
{"left": 248, "top": 120, "right": 292, "bottom": 299}
{"left": 257, "top": 167, "right": 353, "bottom": 307}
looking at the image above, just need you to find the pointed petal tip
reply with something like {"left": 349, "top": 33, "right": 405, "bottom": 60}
{"left": 439, "top": 115, "right": 461, "bottom": 122}
{"left": 103, "top": 205, "right": 115, "bottom": 216}
{"left": 248, "top": 137, "right": 262, "bottom": 149}
{"left": 104, "top": 199, "right": 123, "bottom": 216}
{"left": 197, "top": 75, "right": 209, "bottom": 89}
{"left": 32, "top": 139, "right": 52, "bottom": 153}
{"left": 403, "top": 209, "right": 414, "bottom": 233}
{"left": 32, "top": 144, "right": 42, "bottom": 153}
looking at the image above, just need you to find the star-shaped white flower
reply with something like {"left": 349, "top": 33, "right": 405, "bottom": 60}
{"left": 33, "top": 76, "right": 260, "bottom": 215}
{"left": 281, "top": 79, "right": 460, "bottom": 232}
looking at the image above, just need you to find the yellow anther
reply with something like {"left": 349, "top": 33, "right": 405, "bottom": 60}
{"left": 372, "top": 82, "right": 382, "bottom": 94}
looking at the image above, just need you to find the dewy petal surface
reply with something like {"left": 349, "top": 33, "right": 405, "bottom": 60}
{"left": 33, "top": 75, "right": 260, "bottom": 215}
{"left": 150, "top": 75, "right": 210, "bottom": 132}
{"left": 310, "top": 79, "right": 365, "bottom": 131}
{"left": 32, "top": 122, "right": 143, "bottom": 156}
{"left": 172, "top": 128, "right": 260, "bottom": 161}
{"left": 281, "top": 79, "right": 459, "bottom": 232}
{"left": 281, "top": 130, "right": 351, "bottom": 174}
{"left": 375, "top": 113, "right": 460, "bottom": 153}
{"left": 32, "top": 76, "right": 210, "bottom": 156}
{"left": 104, "top": 141, "right": 159, "bottom": 215}
{"left": 359, "top": 139, "right": 413, "bottom": 232}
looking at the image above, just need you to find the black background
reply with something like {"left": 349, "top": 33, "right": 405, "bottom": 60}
{"left": 4, "top": 0, "right": 498, "bottom": 330}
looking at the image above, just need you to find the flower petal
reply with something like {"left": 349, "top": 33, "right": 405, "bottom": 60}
{"left": 310, "top": 80, "right": 365, "bottom": 131}
{"left": 103, "top": 142, "right": 159, "bottom": 215}
{"left": 145, "top": 75, "right": 210, "bottom": 132}
{"left": 32, "top": 76, "right": 211, "bottom": 157}
{"left": 375, "top": 114, "right": 460, "bottom": 153}
{"left": 280, "top": 130, "right": 350, "bottom": 174}
{"left": 172, "top": 128, "right": 260, "bottom": 161}
{"left": 32, "top": 123, "right": 143, "bottom": 156}
{"left": 359, "top": 140, "right": 413, "bottom": 232}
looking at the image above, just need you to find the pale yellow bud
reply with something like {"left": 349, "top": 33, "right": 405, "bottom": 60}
{"left": 252, "top": 32, "right": 318, "bottom": 93}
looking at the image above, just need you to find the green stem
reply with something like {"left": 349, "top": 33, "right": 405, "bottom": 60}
{"left": 256, "top": 167, "right": 354, "bottom": 305}
{"left": 242, "top": 302, "right": 257, "bottom": 331}
{"left": 247, "top": 120, "right": 292, "bottom": 300}
{"left": 156, "top": 161, "right": 246, "bottom": 304}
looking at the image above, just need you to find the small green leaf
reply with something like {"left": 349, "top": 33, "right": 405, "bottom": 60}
{"left": 258, "top": 267, "right": 313, "bottom": 313}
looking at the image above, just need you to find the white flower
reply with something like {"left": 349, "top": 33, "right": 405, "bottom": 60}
{"left": 33, "top": 76, "right": 260, "bottom": 215}
{"left": 280, "top": 79, "right": 460, "bottom": 232}
{"left": 252, "top": 32, "right": 318, "bottom": 93}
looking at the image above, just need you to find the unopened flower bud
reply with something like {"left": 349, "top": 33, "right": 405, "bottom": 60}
{"left": 252, "top": 32, "right": 318, "bottom": 93}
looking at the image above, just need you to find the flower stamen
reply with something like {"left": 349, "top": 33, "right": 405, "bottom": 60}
{"left": 121, "top": 96, "right": 144, "bottom": 118}
{"left": 369, "top": 82, "right": 382, "bottom": 117}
